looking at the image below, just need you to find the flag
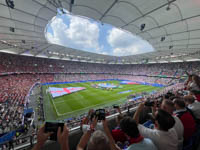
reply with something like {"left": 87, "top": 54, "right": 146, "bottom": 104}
{"left": 49, "top": 87, "right": 86, "bottom": 98}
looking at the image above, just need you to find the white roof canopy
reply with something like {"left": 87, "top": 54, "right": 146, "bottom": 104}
{"left": 0, "top": 0, "right": 200, "bottom": 64}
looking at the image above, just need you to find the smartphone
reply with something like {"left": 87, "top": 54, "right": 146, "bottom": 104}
{"left": 45, "top": 121, "right": 64, "bottom": 141}
{"left": 95, "top": 109, "right": 105, "bottom": 120}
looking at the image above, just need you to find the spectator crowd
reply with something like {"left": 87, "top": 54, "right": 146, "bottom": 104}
{"left": 32, "top": 76, "right": 200, "bottom": 150}
{"left": 0, "top": 52, "right": 200, "bottom": 149}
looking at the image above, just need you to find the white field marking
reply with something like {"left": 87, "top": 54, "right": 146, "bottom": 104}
{"left": 48, "top": 84, "right": 158, "bottom": 116}
{"left": 46, "top": 86, "right": 63, "bottom": 116}
{"left": 48, "top": 93, "right": 62, "bottom": 116}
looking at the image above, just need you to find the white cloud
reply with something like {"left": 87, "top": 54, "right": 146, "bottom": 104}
{"left": 46, "top": 15, "right": 100, "bottom": 52}
{"left": 46, "top": 13, "right": 154, "bottom": 56}
{"left": 113, "top": 47, "right": 139, "bottom": 56}
{"left": 107, "top": 28, "right": 154, "bottom": 56}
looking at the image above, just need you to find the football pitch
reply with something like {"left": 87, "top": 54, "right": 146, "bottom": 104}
{"left": 42, "top": 80, "right": 161, "bottom": 120}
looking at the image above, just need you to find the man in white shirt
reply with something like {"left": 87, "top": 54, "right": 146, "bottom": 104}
{"left": 184, "top": 95, "right": 200, "bottom": 120}
{"left": 160, "top": 99, "right": 184, "bottom": 149}
{"left": 133, "top": 103, "right": 178, "bottom": 150}
{"left": 101, "top": 117, "right": 158, "bottom": 150}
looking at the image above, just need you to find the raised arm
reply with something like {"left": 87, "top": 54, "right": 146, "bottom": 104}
{"left": 77, "top": 117, "right": 97, "bottom": 150}
{"left": 102, "top": 120, "right": 121, "bottom": 150}
{"left": 32, "top": 125, "right": 52, "bottom": 150}
{"left": 116, "top": 107, "right": 122, "bottom": 114}
{"left": 151, "top": 101, "right": 157, "bottom": 118}
{"left": 77, "top": 130, "right": 92, "bottom": 150}
{"left": 57, "top": 125, "right": 69, "bottom": 150}
{"left": 133, "top": 103, "right": 145, "bottom": 125}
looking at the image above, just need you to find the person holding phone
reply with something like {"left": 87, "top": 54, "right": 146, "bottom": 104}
{"left": 111, "top": 106, "right": 127, "bottom": 145}
{"left": 32, "top": 124, "right": 69, "bottom": 150}
{"left": 77, "top": 117, "right": 111, "bottom": 150}
{"left": 134, "top": 103, "right": 178, "bottom": 150}
{"left": 103, "top": 117, "right": 158, "bottom": 150}
{"left": 81, "top": 109, "right": 104, "bottom": 133}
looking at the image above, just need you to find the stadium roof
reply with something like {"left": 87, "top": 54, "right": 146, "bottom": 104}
{"left": 0, "top": 0, "right": 200, "bottom": 64}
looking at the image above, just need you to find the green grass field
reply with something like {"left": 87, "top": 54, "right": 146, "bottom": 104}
{"left": 43, "top": 80, "right": 161, "bottom": 120}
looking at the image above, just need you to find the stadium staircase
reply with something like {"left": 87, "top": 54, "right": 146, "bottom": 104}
{"left": 159, "top": 69, "right": 164, "bottom": 75}
{"left": 174, "top": 70, "right": 178, "bottom": 77}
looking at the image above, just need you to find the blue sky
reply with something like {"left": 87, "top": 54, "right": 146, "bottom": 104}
{"left": 46, "top": 9, "right": 154, "bottom": 56}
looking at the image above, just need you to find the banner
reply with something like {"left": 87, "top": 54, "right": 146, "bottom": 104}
{"left": 49, "top": 87, "right": 86, "bottom": 98}
{"left": 24, "top": 108, "right": 33, "bottom": 116}
{"left": 0, "top": 131, "right": 16, "bottom": 144}
{"left": 129, "top": 96, "right": 143, "bottom": 101}
{"left": 118, "top": 90, "right": 132, "bottom": 94}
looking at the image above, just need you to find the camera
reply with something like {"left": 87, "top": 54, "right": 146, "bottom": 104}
{"left": 145, "top": 101, "right": 160, "bottom": 107}
{"left": 113, "top": 105, "right": 119, "bottom": 109}
{"left": 95, "top": 109, "right": 105, "bottom": 120}
{"left": 45, "top": 121, "right": 64, "bottom": 141}
{"left": 144, "top": 101, "right": 155, "bottom": 107}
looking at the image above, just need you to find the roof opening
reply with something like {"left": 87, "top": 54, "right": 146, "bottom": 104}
{"left": 45, "top": 8, "right": 154, "bottom": 56}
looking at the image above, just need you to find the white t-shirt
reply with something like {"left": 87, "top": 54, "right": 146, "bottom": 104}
{"left": 171, "top": 116, "right": 184, "bottom": 150}
{"left": 138, "top": 124, "right": 178, "bottom": 150}
{"left": 172, "top": 116, "right": 184, "bottom": 140}
{"left": 188, "top": 101, "right": 200, "bottom": 119}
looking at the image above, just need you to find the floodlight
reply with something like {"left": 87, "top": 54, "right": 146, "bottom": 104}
{"left": 71, "top": 0, "right": 75, "bottom": 4}
{"left": 9, "top": 27, "right": 15, "bottom": 32}
{"left": 161, "top": 37, "right": 165, "bottom": 42}
{"left": 6, "top": 0, "right": 14, "bottom": 9}
{"left": 166, "top": 5, "right": 170, "bottom": 11}
{"left": 140, "top": 24, "right": 146, "bottom": 31}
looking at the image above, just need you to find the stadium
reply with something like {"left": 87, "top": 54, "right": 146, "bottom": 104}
{"left": 0, "top": 0, "right": 200, "bottom": 150}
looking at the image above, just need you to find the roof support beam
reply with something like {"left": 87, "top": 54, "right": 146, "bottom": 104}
{"left": 32, "top": 0, "right": 57, "bottom": 14}
{"left": 34, "top": 45, "right": 52, "bottom": 56}
{"left": 99, "top": 0, "right": 118, "bottom": 21}
{"left": 155, "top": 43, "right": 200, "bottom": 47}
{"left": 146, "top": 28, "right": 200, "bottom": 41}
{"left": 0, "top": 40, "right": 46, "bottom": 44}
{"left": 151, "top": 37, "right": 200, "bottom": 46}
{"left": 121, "top": 0, "right": 176, "bottom": 27}
{"left": 0, "top": 3, "right": 49, "bottom": 22}
{"left": 138, "top": 14, "right": 200, "bottom": 35}
{"left": 0, "top": 16, "right": 44, "bottom": 29}
{"left": 0, "top": 32, "right": 44, "bottom": 39}
{"left": 0, "top": 25, "right": 43, "bottom": 34}
{"left": 18, "top": 43, "right": 46, "bottom": 55}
